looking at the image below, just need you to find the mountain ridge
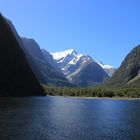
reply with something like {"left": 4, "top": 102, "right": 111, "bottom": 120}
{"left": 51, "top": 49, "right": 116, "bottom": 77}
{"left": 22, "top": 38, "right": 73, "bottom": 87}
{"left": 106, "top": 45, "right": 140, "bottom": 87}
{"left": 4, "top": 13, "right": 116, "bottom": 88}
{"left": 0, "top": 13, "right": 44, "bottom": 96}
{"left": 7, "top": 17, "right": 73, "bottom": 87}
{"left": 51, "top": 49, "right": 111, "bottom": 87}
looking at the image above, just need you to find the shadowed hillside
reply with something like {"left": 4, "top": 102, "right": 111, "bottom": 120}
{"left": 22, "top": 38, "right": 73, "bottom": 87}
{"left": 0, "top": 13, "right": 44, "bottom": 96}
{"left": 106, "top": 45, "right": 140, "bottom": 87}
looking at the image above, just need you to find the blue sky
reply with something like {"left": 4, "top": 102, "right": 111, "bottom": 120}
{"left": 1, "top": 0, "right": 140, "bottom": 67}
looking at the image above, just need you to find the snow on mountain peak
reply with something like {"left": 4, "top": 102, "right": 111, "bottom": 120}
{"left": 51, "top": 49, "right": 116, "bottom": 77}
{"left": 97, "top": 61, "right": 114, "bottom": 69}
{"left": 51, "top": 50, "right": 115, "bottom": 70}
{"left": 68, "top": 54, "right": 83, "bottom": 65}
{"left": 51, "top": 49, "right": 77, "bottom": 60}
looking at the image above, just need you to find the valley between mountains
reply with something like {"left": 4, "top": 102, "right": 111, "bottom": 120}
{"left": 1, "top": 13, "right": 140, "bottom": 97}
{"left": 8, "top": 13, "right": 116, "bottom": 87}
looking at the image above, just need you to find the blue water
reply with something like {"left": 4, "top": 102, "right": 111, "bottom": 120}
{"left": 0, "top": 96, "right": 140, "bottom": 140}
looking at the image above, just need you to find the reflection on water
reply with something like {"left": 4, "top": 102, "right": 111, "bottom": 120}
{"left": 0, "top": 97, "right": 140, "bottom": 140}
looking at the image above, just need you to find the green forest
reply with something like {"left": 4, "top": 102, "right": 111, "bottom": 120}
{"left": 43, "top": 85, "right": 140, "bottom": 98}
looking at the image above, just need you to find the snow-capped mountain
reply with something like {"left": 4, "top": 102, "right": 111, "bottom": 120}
{"left": 4, "top": 13, "right": 114, "bottom": 88}
{"left": 51, "top": 49, "right": 109, "bottom": 86}
{"left": 51, "top": 49, "right": 76, "bottom": 60}
{"left": 22, "top": 38, "right": 72, "bottom": 87}
{"left": 51, "top": 49, "right": 92, "bottom": 75}
{"left": 97, "top": 61, "right": 116, "bottom": 77}
{"left": 51, "top": 49, "right": 78, "bottom": 69}
{"left": 7, "top": 14, "right": 114, "bottom": 87}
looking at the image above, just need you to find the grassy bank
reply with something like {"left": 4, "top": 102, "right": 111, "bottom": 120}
{"left": 42, "top": 85, "right": 140, "bottom": 98}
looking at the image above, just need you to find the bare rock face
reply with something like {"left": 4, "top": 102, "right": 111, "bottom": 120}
{"left": 0, "top": 13, "right": 44, "bottom": 96}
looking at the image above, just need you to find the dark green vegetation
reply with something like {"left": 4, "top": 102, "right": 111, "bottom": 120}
{"left": 0, "top": 13, "right": 44, "bottom": 96}
{"left": 43, "top": 85, "right": 140, "bottom": 98}
{"left": 106, "top": 45, "right": 140, "bottom": 87}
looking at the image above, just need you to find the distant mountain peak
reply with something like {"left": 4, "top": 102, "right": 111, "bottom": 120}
{"left": 51, "top": 49, "right": 110, "bottom": 86}
{"left": 96, "top": 61, "right": 116, "bottom": 77}
{"left": 51, "top": 49, "right": 77, "bottom": 60}
{"left": 65, "top": 48, "right": 76, "bottom": 54}
{"left": 97, "top": 61, "right": 114, "bottom": 69}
